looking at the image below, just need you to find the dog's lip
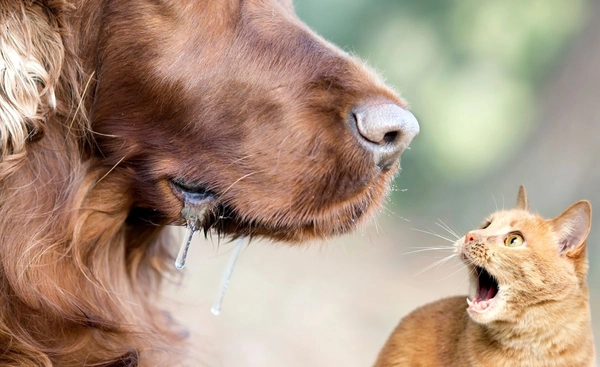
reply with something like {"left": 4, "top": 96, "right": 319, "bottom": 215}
{"left": 166, "top": 171, "right": 387, "bottom": 240}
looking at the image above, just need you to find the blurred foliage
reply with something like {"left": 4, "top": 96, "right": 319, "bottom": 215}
{"left": 295, "top": 0, "right": 590, "bottom": 201}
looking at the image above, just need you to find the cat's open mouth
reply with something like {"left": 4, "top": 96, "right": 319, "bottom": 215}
{"left": 467, "top": 266, "right": 499, "bottom": 313}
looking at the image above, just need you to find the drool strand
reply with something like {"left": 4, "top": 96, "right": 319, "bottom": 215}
{"left": 175, "top": 225, "right": 196, "bottom": 269}
{"left": 175, "top": 200, "right": 211, "bottom": 270}
{"left": 211, "top": 237, "right": 245, "bottom": 315}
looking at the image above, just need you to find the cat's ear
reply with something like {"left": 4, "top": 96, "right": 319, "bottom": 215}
{"left": 550, "top": 201, "right": 592, "bottom": 255}
{"left": 515, "top": 185, "right": 529, "bottom": 211}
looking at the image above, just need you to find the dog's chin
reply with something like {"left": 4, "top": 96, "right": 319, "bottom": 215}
{"left": 212, "top": 193, "right": 382, "bottom": 242}
{"left": 168, "top": 172, "right": 392, "bottom": 242}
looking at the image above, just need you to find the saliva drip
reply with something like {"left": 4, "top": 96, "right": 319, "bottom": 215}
{"left": 175, "top": 224, "right": 197, "bottom": 269}
{"left": 211, "top": 237, "right": 244, "bottom": 315}
{"left": 173, "top": 196, "right": 243, "bottom": 314}
{"left": 174, "top": 200, "right": 210, "bottom": 270}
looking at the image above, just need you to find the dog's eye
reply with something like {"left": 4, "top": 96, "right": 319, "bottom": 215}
{"left": 171, "top": 179, "right": 207, "bottom": 194}
{"left": 170, "top": 179, "right": 214, "bottom": 205}
{"left": 505, "top": 233, "right": 524, "bottom": 247}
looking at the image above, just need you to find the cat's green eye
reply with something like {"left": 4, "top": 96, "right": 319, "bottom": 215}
{"left": 505, "top": 233, "right": 524, "bottom": 247}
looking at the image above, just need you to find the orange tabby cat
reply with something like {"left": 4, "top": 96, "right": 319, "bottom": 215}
{"left": 375, "top": 186, "right": 596, "bottom": 367}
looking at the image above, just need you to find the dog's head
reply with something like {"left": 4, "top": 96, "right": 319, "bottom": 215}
{"left": 2, "top": 0, "right": 419, "bottom": 242}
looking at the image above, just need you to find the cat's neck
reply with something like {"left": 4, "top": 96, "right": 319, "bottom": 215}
{"left": 467, "top": 289, "right": 594, "bottom": 365}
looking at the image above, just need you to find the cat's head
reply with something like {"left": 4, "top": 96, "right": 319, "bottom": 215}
{"left": 456, "top": 186, "right": 592, "bottom": 325}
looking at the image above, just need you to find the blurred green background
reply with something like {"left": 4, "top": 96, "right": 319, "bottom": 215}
{"left": 167, "top": 1, "right": 600, "bottom": 365}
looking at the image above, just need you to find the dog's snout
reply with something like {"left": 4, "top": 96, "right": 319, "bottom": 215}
{"left": 352, "top": 102, "right": 419, "bottom": 170}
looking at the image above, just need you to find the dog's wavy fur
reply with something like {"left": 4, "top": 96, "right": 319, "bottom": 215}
{"left": 0, "top": 0, "right": 412, "bottom": 365}
{"left": 0, "top": 2, "right": 170, "bottom": 365}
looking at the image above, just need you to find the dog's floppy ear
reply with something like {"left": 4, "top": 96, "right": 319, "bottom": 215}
{"left": 0, "top": 1, "right": 64, "bottom": 159}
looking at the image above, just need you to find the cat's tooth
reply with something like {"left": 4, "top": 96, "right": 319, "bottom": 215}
{"left": 466, "top": 298, "right": 473, "bottom": 307}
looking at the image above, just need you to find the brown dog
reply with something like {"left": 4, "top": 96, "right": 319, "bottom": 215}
{"left": 0, "top": 0, "right": 418, "bottom": 365}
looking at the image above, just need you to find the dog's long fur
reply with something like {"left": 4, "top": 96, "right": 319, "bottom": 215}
{"left": 0, "top": 1, "right": 412, "bottom": 365}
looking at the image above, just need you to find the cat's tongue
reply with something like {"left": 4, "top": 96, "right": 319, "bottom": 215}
{"left": 476, "top": 280, "right": 497, "bottom": 300}
{"left": 467, "top": 266, "right": 499, "bottom": 313}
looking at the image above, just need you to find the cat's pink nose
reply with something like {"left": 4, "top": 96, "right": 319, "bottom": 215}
{"left": 465, "top": 232, "right": 477, "bottom": 243}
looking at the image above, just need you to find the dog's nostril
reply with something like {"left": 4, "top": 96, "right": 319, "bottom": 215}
{"left": 382, "top": 131, "right": 398, "bottom": 144}
{"left": 351, "top": 102, "right": 419, "bottom": 170}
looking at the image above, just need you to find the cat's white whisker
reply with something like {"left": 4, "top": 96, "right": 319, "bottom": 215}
{"left": 437, "top": 263, "right": 469, "bottom": 282}
{"left": 446, "top": 260, "right": 468, "bottom": 270}
{"left": 413, "top": 254, "right": 457, "bottom": 276}
{"left": 452, "top": 261, "right": 477, "bottom": 288}
{"left": 411, "top": 246, "right": 450, "bottom": 251}
{"left": 435, "top": 219, "right": 460, "bottom": 239}
{"left": 402, "top": 246, "right": 455, "bottom": 255}
{"left": 491, "top": 193, "right": 499, "bottom": 212}
{"left": 467, "top": 265, "right": 478, "bottom": 279}
{"left": 411, "top": 228, "right": 455, "bottom": 243}
{"left": 436, "top": 218, "right": 460, "bottom": 239}
{"left": 462, "top": 215, "right": 476, "bottom": 229}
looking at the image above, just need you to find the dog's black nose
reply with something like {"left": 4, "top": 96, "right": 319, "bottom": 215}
{"left": 352, "top": 102, "right": 419, "bottom": 170}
